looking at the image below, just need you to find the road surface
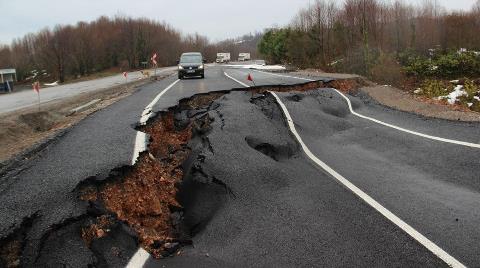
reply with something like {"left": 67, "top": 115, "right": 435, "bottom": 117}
{"left": 0, "top": 67, "right": 176, "bottom": 114}
{"left": 0, "top": 64, "right": 479, "bottom": 267}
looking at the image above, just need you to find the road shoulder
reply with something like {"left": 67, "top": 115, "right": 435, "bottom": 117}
{"left": 0, "top": 74, "right": 170, "bottom": 174}
{"left": 361, "top": 85, "right": 480, "bottom": 122}
{"left": 292, "top": 69, "right": 480, "bottom": 122}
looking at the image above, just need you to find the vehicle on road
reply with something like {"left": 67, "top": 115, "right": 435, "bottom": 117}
{"left": 178, "top": 52, "right": 205, "bottom": 79}
{"left": 238, "top": 53, "right": 251, "bottom": 61}
{"left": 216, "top": 52, "right": 231, "bottom": 63}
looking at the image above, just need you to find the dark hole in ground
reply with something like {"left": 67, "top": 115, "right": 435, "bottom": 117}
{"left": 245, "top": 136, "right": 298, "bottom": 162}
{"left": 286, "top": 94, "right": 304, "bottom": 102}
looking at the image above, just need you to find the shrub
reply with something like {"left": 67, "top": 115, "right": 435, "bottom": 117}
{"left": 403, "top": 56, "right": 437, "bottom": 77}
{"left": 420, "top": 79, "right": 452, "bottom": 98}
{"left": 463, "top": 79, "right": 479, "bottom": 96}
{"left": 403, "top": 51, "right": 480, "bottom": 79}
{"left": 458, "top": 79, "right": 480, "bottom": 110}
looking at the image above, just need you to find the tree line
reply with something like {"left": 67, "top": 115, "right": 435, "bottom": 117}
{"left": 258, "top": 0, "right": 480, "bottom": 79}
{"left": 0, "top": 16, "right": 260, "bottom": 83}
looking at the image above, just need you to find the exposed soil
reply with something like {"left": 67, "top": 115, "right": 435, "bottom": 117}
{"left": 81, "top": 215, "right": 114, "bottom": 247}
{"left": 0, "top": 213, "right": 38, "bottom": 267}
{"left": 102, "top": 114, "right": 192, "bottom": 257}
{"left": 0, "top": 240, "right": 21, "bottom": 268}
{"left": 79, "top": 112, "right": 201, "bottom": 258}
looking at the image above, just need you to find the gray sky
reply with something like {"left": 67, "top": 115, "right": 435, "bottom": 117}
{"left": 0, "top": 0, "right": 476, "bottom": 45}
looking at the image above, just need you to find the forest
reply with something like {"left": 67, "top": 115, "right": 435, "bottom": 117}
{"left": 0, "top": 16, "right": 261, "bottom": 83}
{"left": 258, "top": 0, "right": 480, "bottom": 84}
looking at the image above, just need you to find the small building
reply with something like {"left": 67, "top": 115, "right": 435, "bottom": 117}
{"left": 0, "top": 69, "right": 17, "bottom": 93}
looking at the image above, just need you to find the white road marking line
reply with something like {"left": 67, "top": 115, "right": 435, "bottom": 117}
{"left": 224, "top": 71, "right": 250, "bottom": 87}
{"left": 270, "top": 91, "right": 466, "bottom": 268}
{"left": 126, "top": 248, "right": 150, "bottom": 268}
{"left": 131, "top": 132, "right": 147, "bottom": 165}
{"left": 331, "top": 88, "right": 480, "bottom": 149}
{"left": 128, "top": 78, "right": 181, "bottom": 266}
{"left": 140, "top": 79, "right": 180, "bottom": 125}
{"left": 254, "top": 70, "right": 480, "bottom": 149}
{"left": 132, "top": 79, "right": 180, "bottom": 165}
{"left": 252, "top": 69, "right": 315, "bottom": 81}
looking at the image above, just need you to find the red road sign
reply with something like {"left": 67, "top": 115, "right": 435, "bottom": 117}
{"left": 33, "top": 81, "right": 40, "bottom": 93}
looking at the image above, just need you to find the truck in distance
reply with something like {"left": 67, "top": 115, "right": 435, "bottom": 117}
{"left": 216, "top": 53, "right": 231, "bottom": 63}
{"left": 238, "top": 53, "right": 251, "bottom": 62}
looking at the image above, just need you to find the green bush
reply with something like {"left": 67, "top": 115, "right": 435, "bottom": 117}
{"left": 403, "top": 57, "right": 436, "bottom": 77}
{"left": 420, "top": 80, "right": 452, "bottom": 98}
{"left": 458, "top": 79, "right": 480, "bottom": 108}
{"left": 464, "top": 79, "right": 479, "bottom": 96}
{"left": 403, "top": 51, "right": 480, "bottom": 79}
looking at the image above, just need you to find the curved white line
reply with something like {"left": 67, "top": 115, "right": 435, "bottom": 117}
{"left": 332, "top": 88, "right": 480, "bottom": 149}
{"left": 252, "top": 70, "right": 480, "bottom": 149}
{"left": 269, "top": 91, "right": 466, "bottom": 268}
{"left": 252, "top": 69, "right": 315, "bottom": 81}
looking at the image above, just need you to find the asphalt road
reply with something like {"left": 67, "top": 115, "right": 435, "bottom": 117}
{"left": 0, "top": 64, "right": 479, "bottom": 267}
{"left": 0, "top": 67, "right": 176, "bottom": 114}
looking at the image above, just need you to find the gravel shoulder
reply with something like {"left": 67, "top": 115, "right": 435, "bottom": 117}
{"left": 361, "top": 85, "right": 480, "bottom": 122}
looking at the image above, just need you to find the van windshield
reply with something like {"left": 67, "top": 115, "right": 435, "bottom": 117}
{"left": 180, "top": 55, "right": 202, "bottom": 64}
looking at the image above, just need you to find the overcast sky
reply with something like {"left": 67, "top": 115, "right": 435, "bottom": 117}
{"left": 0, "top": 0, "right": 477, "bottom": 45}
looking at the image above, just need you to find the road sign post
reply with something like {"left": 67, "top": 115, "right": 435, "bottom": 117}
{"left": 151, "top": 53, "right": 158, "bottom": 77}
{"left": 33, "top": 81, "right": 41, "bottom": 112}
{"left": 247, "top": 73, "right": 256, "bottom": 87}
{"left": 123, "top": 71, "right": 128, "bottom": 91}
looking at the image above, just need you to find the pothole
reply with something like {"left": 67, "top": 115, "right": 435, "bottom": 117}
{"left": 245, "top": 136, "right": 298, "bottom": 162}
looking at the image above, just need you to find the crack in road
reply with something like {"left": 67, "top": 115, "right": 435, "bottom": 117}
{"left": 0, "top": 77, "right": 365, "bottom": 267}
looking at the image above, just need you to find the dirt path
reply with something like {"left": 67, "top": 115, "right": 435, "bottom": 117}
{"left": 361, "top": 85, "right": 480, "bottom": 122}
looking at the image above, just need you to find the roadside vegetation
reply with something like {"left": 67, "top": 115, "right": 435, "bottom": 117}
{"left": 258, "top": 0, "right": 480, "bottom": 112}
{"left": 0, "top": 17, "right": 261, "bottom": 84}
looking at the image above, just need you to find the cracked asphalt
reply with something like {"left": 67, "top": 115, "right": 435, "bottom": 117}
{"left": 1, "top": 65, "right": 479, "bottom": 267}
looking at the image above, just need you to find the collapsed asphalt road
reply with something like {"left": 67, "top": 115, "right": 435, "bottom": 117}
{"left": 0, "top": 66, "right": 479, "bottom": 267}
{"left": 0, "top": 67, "right": 335, "bottom": 267}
